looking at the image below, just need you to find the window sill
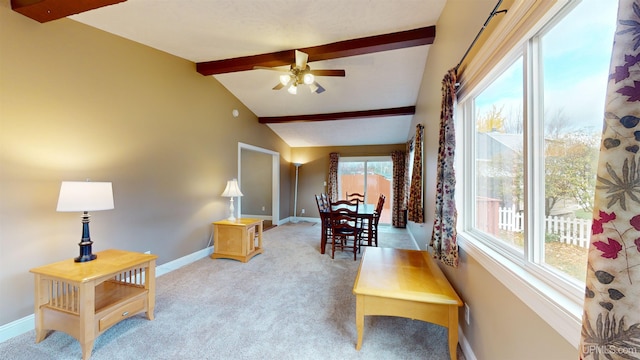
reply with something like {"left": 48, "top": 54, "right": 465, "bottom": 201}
{"left": 458, "top": 231, "right": 583, "bottom": 348}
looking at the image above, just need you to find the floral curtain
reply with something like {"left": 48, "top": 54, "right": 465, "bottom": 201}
{"left": 580, "top": 1, "right": 640, "bottom": 358}
{"left": 407, "top": 124, "right": 424, "bottom": 223}
{"left": 405, "top": 140, "right": 412, "bottom": 211}
{"left": 430, "top": 68, "right": 459, "bottom": 267}
{"left": 391, "top": 150, "right": 407, "bottom": 228}
{"left": 327, "top": 152, "right": 339, "bottom": 202}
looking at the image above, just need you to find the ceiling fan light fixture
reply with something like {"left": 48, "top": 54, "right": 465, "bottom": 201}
{"left": 279, "top": 74, "right": 291, "bottom": 86}
{"left": 287, "top": 84, "right": 297, "bottom": 95}
{"left": 303, "top": 73, "right": 314, "bottom": 85}
{"left": 309, "top": 82, "right": 319, "bottom": 93}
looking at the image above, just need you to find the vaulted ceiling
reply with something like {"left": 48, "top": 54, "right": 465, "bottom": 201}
{"left": 11, "top": 0, "right": 449, "bottom": 147}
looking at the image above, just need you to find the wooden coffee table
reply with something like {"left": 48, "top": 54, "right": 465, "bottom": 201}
{"left": 352, "top": 247, "right": 463, "bottom": 360}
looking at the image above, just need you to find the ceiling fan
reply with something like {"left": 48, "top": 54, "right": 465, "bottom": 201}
{"left": 254, "top": 50, "right": 345, "bottom": 94}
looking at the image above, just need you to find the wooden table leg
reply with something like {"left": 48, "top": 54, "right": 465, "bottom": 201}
{"left": 355, "top": 295, "right": 364, "bottom": 350}
{"left": 33, "top": 274, "right": 47, "bottom": 343}
{"left": 320, "top": 216, "right": 327, "bottom": 254}
{"left": 79, "top": 282, "right": 95, "bottom": 360}
{"left": 80, "top": 339, "right": 95, "bottom": 360}
{"left": 447, "top": 305, "right": 459, "bottom": 360}
{"left": 146, "top": 260, "right": 156, "bottom": 320}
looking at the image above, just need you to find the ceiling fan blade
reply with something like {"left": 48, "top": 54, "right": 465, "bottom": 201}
{"left": 253, "top": 65, "right": 290, "bottom": 73}
{"left": 295, "top": 50, "right": 308, "bottom": 70}
{"left": 273, "top": 82, "right": 285, "bottom": 90}
{"left": 311, "top": 82, "right": 326, "bottom": 94}
{"left": 309, "top": 69, "right": 346, "bottom": 77}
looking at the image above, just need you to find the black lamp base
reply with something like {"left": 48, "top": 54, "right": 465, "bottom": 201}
{"left": 75, "top": 240, "right": 97, "bottom": 262}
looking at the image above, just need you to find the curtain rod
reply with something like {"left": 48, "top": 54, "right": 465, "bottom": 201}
{"left": 454, "top": 0, "right": 507, "bottom": 73}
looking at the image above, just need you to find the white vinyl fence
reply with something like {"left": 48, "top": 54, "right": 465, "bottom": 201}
{"left": 498, "top": 206, "right": 591, "bottom": 248}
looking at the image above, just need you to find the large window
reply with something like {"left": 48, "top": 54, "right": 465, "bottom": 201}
{"left": 459, "top": 0, "right": 616, "bottom": 329}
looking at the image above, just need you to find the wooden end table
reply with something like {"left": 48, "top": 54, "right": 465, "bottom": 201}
{"left": 211, "top": 218, "right": 263, "bottom": 262}
{"left": 30, "top": 249, "right": 157, "bottom": 360}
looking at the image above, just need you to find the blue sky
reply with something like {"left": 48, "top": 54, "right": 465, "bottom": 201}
{"left": 474, "top": 0, "right": 618, "bottom": 135}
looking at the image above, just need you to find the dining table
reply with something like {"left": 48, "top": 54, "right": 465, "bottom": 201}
{"left": 320, "top": 203, "right": 376, "bottom": 254}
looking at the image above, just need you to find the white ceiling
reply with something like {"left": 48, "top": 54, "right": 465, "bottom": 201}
{"left": 70, "top": 0, "right": 448, "bottom": 147}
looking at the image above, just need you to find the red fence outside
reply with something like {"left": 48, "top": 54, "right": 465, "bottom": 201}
{"left": 341, "top": 174, "right": 391, "bottom": 224}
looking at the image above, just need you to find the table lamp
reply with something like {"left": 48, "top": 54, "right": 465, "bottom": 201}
{"left": 221, "top": 178, "right": 243, "bottom": 221}
{"left": 56, "top": 181, "right": 114, "bottom": 262}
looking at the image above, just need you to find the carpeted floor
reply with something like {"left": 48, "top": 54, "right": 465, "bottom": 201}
{"left": 0, "top": 222, "right": 465, "bottom": 360}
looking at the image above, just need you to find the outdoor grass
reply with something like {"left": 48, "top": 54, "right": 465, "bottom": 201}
{"left": 545, "top": 241, "right": 588, "bottom": 282}
{"left": 497, "top": 230, "right": 588, "bottom": 282}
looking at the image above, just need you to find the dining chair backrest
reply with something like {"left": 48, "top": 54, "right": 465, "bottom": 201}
{"left": 346, "top": 192, "right": 365, "bottom": 203}
{"left": 321, "top": 193, "right": 330, "bottom": 210}
{"left": 330, "top": 211, "right": 359, "bottom": 234}
{"left": 375, "top": 194, "right": 386, "bottom": 215}
{"left": 315, "top": 194, "right": 329, "bottom": 213}
{"left": 330, "top": 199, "right": 359, "bottom": 217}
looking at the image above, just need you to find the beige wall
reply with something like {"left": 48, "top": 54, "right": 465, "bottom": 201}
{"left": 0, "top": 2, "right": 290, "bottom": 326}
{"left": 291, "top": 144, "right": 404, "bottom": 219}
{"left": 411, "top": 0, "right": 576, "bottom": 359}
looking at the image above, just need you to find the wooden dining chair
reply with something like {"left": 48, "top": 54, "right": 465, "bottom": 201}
{"left": 329, "top": 199, "right": 361, "bottom": 260}
{"left": 329, "top": 210, "right": 361, "bottom": 260}
{"left": 371, "top": 194, "right": 386, "bottom": 246}
{"left": 360, "top": 194, "right": 386, "bottom": 248}
{"left": 315, "top": 194, "right": 332, "bottom": 253}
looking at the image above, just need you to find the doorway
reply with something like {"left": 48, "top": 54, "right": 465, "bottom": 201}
{"left": 237, "top": 143, "right": 280, "bottom": 226}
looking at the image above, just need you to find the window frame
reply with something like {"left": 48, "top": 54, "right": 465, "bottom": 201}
{"left": 455, "top": 0, "right": 612, "bottom": 348}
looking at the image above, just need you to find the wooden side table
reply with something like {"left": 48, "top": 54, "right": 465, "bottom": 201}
{"left": 211, "top": 218, "right": 263, "bottom": 262}
{"left": 30, "top": 249, "right": 157, "bottom": 360}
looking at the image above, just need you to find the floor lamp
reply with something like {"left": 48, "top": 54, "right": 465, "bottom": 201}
{"left": 292, "top": 163, "right": 301, "bottom": 223}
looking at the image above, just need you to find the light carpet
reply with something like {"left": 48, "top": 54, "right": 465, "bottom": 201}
{"left": 0, "top": 222, "right": 465, "bottom": 360}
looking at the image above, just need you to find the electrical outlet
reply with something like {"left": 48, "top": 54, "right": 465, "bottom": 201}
{"left": 261, "top": 206, "right": 265, "bottom": 211}
{"left": 301, "top": 209, "right": 305, "bottom": 214}
{"left": 464, "top": 303, "right": 471, "bottom": 325}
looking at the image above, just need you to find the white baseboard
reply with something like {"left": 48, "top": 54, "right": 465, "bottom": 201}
{"left": 407, "top": 228, "right": 422, "bottom": 250}
{"left": 282, "top": 216, "right": 320, "bottom": 225}
{"left": 458, "top": 325, "right": 477, "bottom": 360}
{"left": 0, "top": 247, "right": 214, "bottom": 343}
{"left": 156, "top": 246, "right": 212, "bottom": 277}
{"left": 0, "top": 315, "right": 34, "bottom": 343}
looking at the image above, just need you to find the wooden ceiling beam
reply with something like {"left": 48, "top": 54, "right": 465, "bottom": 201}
{"left": 11, "top": 0, "right": 127, "bottom": 23}
{"left": 258, "top": 106, "right": 415, "bottom": 124}
{"left": 196, "top": 26, "right": 436, "bottom": 76}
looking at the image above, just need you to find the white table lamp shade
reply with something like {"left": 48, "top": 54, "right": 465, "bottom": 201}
{"left": 57, "top": 181, "right": 114, "bottom": 212}
{"left": 221, "top": 179, "right": 243, "bottom": 198}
